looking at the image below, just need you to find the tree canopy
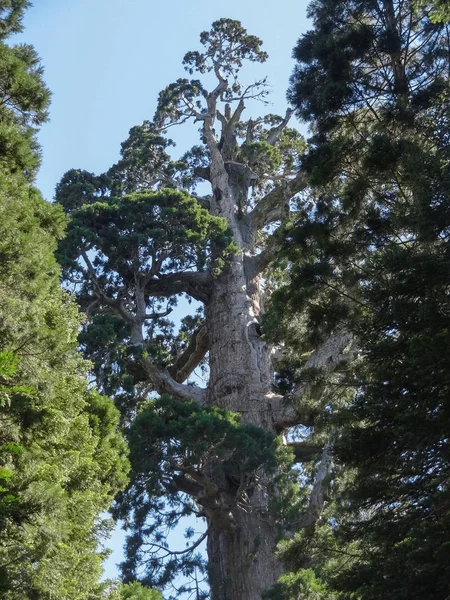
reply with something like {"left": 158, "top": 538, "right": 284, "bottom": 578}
{"left": 0, "top": 4, "right": 132, "bottom": 598}
{"left": 265, "top": 1, "right": 450, "bottom": 598}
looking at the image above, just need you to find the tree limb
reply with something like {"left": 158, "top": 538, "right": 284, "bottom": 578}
{"left": 80, "top": 248, "right": 136, "bottom": 324}
{"left": 169, "top": 322, "right": 210, "bottom": 383}
{"left": 244, "top": 227, "right": 283, "bottom": 277}
{"left": 141, "top": 356, "right": 207, "bottom": 405}
{"left": 144, "top": 272, "right": 213, "bottom": 304}
{"left": 295, "top": 439, "right": 334, "bottom": 531}
{"left": 249, "top": 171, "right": 308, "bottom": 232}
{"left": 286, "top": 441, "right": 323, "bottom": 463}
{"left": 266, "top": 108, "right": 293, "bottom": 145}
{"left": 271, "top": 332, "right": 356, "bottom": 430}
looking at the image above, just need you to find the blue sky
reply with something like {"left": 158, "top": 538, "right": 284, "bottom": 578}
{"left": 19, "top": 0, "right": 310, "bottom": 201}
{"left": 18, "top": 0, "right": 311, "bottom": 584}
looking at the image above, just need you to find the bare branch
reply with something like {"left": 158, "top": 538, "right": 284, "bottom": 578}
{"left": 266, "top": 108, "right": 293, "bottom": 145}
{"left": 144, "top": 530, "right": 209, "bottom": 559}
{"left": 249, "top": 171, "right": 308, "bottom": 232}
{"left": 169, "top": 322, "right": 210, "bottom": 383}
{"left": 144, "top": 308, "right": 173, "bottom": 320}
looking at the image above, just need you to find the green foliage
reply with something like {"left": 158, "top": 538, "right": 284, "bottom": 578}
{"left": 129, "top": 394, "right": 286, "bottom": 492}
{"left": 0, "top": 171, "right": 130, "bottom": 599}
{"left": 183, "top": 18, "right": 267, "bottom": 80}
{"left": 415, "top": 0, "right": 450, "bottom": 22}
{"left": 59, "top": 188, "right": 233, "bottom": 281}
{"left": 107, "top": 581, "right": 163, "bottom": 600}
{"left": 0, "top": 6, "right": 130, "bottom": 598}
{"left": 0, "top": 5, "right": 50, "bottom": 177}
{"left": 263, "top": 569, "right": 334, "bottom": 600}
{"left": 107, "top": 121, "right": 176, "bottom": 195}
{"left": 112, "top": 395, "right": 296, "bottom": 594}
{"left": 268, "top": 1, "right": 450, "bottom": 598}
{"left": 55, "top": 168, "right": 111, "bottom": 213}
{"left": 0, "top": 1, "right": 29, "bottom": 38}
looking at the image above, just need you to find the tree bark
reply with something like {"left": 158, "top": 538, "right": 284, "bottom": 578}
{"left": 203, "top": 154, "right": 284, "bottom": 598}
{"left": 205, "top": 262, "right": 284, "bottom": 600}
{"left": 207, "top": 507, "right": 283, "bottom": 600}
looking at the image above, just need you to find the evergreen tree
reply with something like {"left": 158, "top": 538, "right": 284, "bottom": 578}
{"left": 267, "top": 1, "right": 450, "bottom": 598}
{"left": 55, "top": 19, "right": 350, "bottom": 600}
{"left": 0, "top": 4, "right": 131, "bottom": 598}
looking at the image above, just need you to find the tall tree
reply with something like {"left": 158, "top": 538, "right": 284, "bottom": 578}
{"left": 267, "top": 1, "right": 450, "bottom": 598}
{"left": 56, "top": 19, "right": 350, "bottom": 600}
{"left": 0, "top": 3, "right": 131, "bottom": 598}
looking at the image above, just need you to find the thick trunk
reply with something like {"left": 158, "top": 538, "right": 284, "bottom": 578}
{"left": 207, "top": 255, "right": 273, "bottom": 423}
{"left": 197, "top": 107, "right": 286, "bottom": 598}
{"left": 207, "top": 506, "right": 283, "bottom": 600}
{"left": 204, "top": 251, "right": 282, "bottom": 599}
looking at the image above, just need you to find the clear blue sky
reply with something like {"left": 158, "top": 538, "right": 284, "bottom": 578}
{"left": 18, "top": 0, "right": 311, "bottom": 584}
{"left": 19, "top": 0, "right": 310, "bottom": 201}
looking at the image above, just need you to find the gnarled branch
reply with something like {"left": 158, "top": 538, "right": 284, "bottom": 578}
{"left": 169, "top": 322, "right": 210, "bottom": 383}
{"left": 144, "top": 271, "right": 213, "bottom": 304}
{"left": 249, "top": 171, "right": 307, "bottom": 232}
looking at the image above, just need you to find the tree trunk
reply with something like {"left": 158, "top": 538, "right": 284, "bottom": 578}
{"left": 207, "top": 507, "right": 283, "bottom": 600}
{"left": 204, "top": 217, "right": 283, "bottom": 599}
{"left": 205, "top": 264, "right": 283, "bottom": 599}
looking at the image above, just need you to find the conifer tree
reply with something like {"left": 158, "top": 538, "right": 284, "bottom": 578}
{"left": 56, "top": 19, "right": 352, "bottom": 600}
{"left": 0, "top": 4, "right": 131, "bottom": 598}
{"left": 267, "top": 1, "right": 450, "bottom": 598}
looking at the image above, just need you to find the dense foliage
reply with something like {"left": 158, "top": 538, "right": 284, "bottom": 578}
{"left": 0, "top": 3, "right": 132, "bottom": 598}
{"left": 54, "top": 18, "right": 313, "bottom": 600}
{"left": 266, "top": 1, "right": 450, "bottom": 598}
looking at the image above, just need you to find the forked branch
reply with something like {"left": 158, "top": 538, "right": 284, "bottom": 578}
{"left": 249, "top": 171, "right": 308, "bottom": 232}
{"left": 169, "top": 322, "right": 210, "bottom": 383}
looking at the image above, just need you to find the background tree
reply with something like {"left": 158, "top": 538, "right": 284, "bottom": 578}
{"left": 0, "top": 4, "right": 132, "bottom": 598}
{"left": 56, "top": 18, "right": 352, "bottom": 600}
{"left": 106, "top": 581, "right": 163, "bottom": 600}
{"left": 266, "top": 1, "right": 450, "bottom": 598}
